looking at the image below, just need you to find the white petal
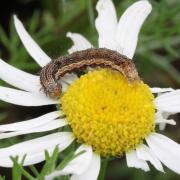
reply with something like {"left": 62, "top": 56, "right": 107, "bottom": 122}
{"left": 116, "top": 0, "right": 152, "bottom": 58}
{"left": 155, "top": 110, "right": 171, "bottom": 120}
{"left": 146, "top": 133, "right": 180, "bottom": 174}
{"left": 155, "top": 90, "right": 180, "bottom": 113}
{"left": 67, "top": 32, "right": 93, "bottom": 54}
{"left": 156, "top": 119, "right": 176, "bottom": 126}
{"left": 95, "top": 0, "right": 117, "bottom": 49}
{"left": 0, "top": 86, "right": 58, "bottom": 106}
{"left": 45, "top": 145, "right": 93, "bottom": 180}
{"left": 155, "top": 117, "right": 176, "bottom": 126}
{"left": 0, "top": 119, "right": 67, "bottom": 139}
{"left": 0, "top": 132, "right": 74, "bottom": 167}
{"left": 0, "top": 59, "right": 41, "bottom": 93}
{"left": 0, "top": 111, "right": 61, "bottom": 132}
{"left": 159, "top": 123, "right": 166, "bottom": 131}
{"left": 151, "top": 87, "right": 174, "bottom": 94}
{"left": 14, "top": 15, "right": 51, "bottom": 67}
{"left": 136, "top": 144, "right": 164, "bottom": 172}
{"left": 126, "top": 150, "right": 150, "bottom": 171}
{"left": 155, "top": 111, "right": 175, "bottom": 126}
{"left": 155, "top": 111, "right": 173, "bottom": 130}
{"left": 71, "top": 153, "right": 101, "bottom": 180}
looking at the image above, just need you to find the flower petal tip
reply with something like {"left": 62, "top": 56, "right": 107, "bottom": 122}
{"left": 13, "top": 14, "right": 51, "bottom": 67}
{"left": 66, "top": 32, "right": 72, "bottom": 38}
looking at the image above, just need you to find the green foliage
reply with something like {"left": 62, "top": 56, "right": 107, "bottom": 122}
{"left": 4, "top": 146, "right": 84, "bottom": 180}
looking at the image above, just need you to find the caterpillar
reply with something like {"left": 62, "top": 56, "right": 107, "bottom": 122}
{"left": 40, "top": 48, "right": 139, "bottom": 99}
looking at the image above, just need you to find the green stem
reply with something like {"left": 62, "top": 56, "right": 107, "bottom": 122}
{"left": 98, "top": 159, "right": 108, "bottom": 180}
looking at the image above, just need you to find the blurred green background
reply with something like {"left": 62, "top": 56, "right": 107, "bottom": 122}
{"left": 0, "top": 0, "right": 180, "bottom": 179}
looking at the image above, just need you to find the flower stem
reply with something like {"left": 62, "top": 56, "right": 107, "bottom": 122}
{"left": 98, "top": 158, "right": 108, "bottom": 180}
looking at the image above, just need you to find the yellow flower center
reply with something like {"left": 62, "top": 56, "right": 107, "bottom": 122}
{"left": 61, "top": 69, "right": 155, "bottom": 156}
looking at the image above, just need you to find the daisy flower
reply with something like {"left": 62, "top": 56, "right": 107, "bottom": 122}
{"left": 0, "top": 0, "right": 180, "bottom": 179}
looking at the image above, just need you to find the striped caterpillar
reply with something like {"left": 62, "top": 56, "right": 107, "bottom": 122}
{"left": 40, "top": 48, "right": 139, "bottom": 99}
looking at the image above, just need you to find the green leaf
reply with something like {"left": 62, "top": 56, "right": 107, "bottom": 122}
{"left": 29, "top": 165, "right": 39, "bottom": 177}
{"left": 10, "top": 156, "right": 35, "bottom": 180}
{"left": 38, "top": 146, "right": 59, "bottom": 179}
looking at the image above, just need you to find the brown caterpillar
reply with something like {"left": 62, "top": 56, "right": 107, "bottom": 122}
{"left": 40, "top": 48, "right": 139, "bottom": 99}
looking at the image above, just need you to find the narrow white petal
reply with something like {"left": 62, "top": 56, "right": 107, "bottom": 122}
{"left": 126, "top": 150, "right": 150, "bottom": 171}
{"left": 0, "top": 119, "right": 67, "bottom": 139}
{"left": 95, "top": 0, "right": 117, "bottom": 49}
{"left": 136, "top": 144, "right": 164, "bottom": 172}
{"left": 159, "top": 123, "right": 166, "bottom": 131}
{"left": 116, "top": 0, "right": 152, "bottom": 58}
{"left": 0, "top": 86, "right": 58, "bottom": 106}
{"left": 45, "top": 145, "right": 93, "bottom": 180}
{"left": 0, "top": 132, "right": 73, "bottom": 157}
{"left": 14, "top": 15, "right": 51, "bottom": 67}
{"left": 155, "top": 111, "right": 173, "bottom": 130}
{"left": 0, "top": 111, "right": 61, "bottom": 132}
{"left": 155, "top": 119, "right": 176, "bottom": 126}
{"left": 71, "top": 153, "right": 101, "bottom": 180}
{"left": 0, "top": 132, "right": 74, "bottom": 167}
{"left": 0, "top": 59, "right": 41, "bottom": 93}
{"left": 155, "top": 111, "right": 176, "bottom": 126}
{"left": 155, "top": 111, "right": 171, "bottom": 120}
{"left": 151, "top": 87, "right": 174, "bottom": 93}
{"left": 67, "top": 32, "right": 93, "bottom": 54}
{"left": 146, "top": 133, "right": 180, "bottom": 174}
{"left": 155, "top": 90, "right": 180, "bottom": 113}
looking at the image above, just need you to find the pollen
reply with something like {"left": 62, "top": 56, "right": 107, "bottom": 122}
{"left": 61, "top": 69, "right": 155, "bottom": 156}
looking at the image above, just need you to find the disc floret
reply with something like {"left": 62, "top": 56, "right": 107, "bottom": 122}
{"left": 61, "top": 69, "right": 155, "bottom": 156}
